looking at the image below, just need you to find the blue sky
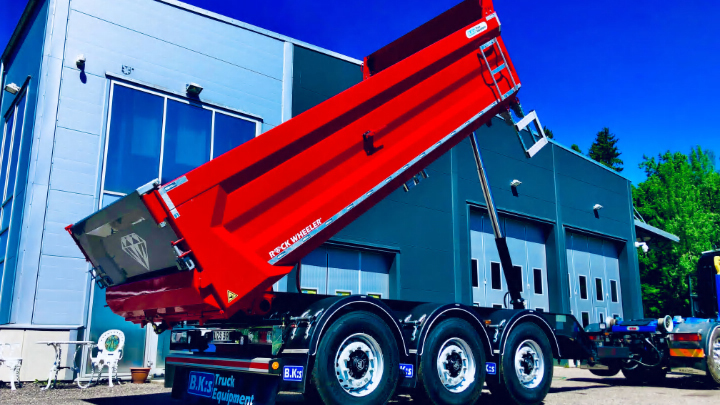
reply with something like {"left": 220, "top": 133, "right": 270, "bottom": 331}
{"left": 2, "top": 0, "right": 719, "bottom": 184}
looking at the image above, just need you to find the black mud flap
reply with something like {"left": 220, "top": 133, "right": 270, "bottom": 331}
{"left": 172, "top": 367, "right": 281, "bottom": 405}
{"left": 68, "top": 191, "right": 182, "bottom": 287}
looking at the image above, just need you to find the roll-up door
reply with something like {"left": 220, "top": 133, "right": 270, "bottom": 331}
{"left": 288, "top": 245, "right": 392, "bottom": 298}
{"left": 470, "top": 213, "right": 549, "bottom": 311}
{"left": 566, "top": 232, "right": 623, "bottom": 327}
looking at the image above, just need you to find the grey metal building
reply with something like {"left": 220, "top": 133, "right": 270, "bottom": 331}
{"left": 0, "top": 0, "right": 674, "bottom": 382}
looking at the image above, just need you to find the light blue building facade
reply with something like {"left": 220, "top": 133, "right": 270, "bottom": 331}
{"left": 0, "top": 0, "right": 361, "bottom": 380}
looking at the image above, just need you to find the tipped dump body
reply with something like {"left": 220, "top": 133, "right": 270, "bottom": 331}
{"left": 67, "top": 0, "right": 522, "bottom": 324}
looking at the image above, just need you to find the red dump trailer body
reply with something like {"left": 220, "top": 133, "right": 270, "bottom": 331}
{"left": 67, "top": 0, "right": 521, "bottom": 325}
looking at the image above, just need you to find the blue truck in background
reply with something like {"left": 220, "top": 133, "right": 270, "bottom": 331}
{"left": 581, "top": 250, "right": 720, "bottom": 385}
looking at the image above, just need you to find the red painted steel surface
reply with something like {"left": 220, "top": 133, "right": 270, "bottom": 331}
{"left": 93, "top": 0, "right": 522, "bottom": 323}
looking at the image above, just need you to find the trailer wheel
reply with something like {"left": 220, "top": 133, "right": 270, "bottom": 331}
{"left": 491, "top": 323, "right": 553, "bottom": 405}
{"left": 621, "top": 365, "right": 667, "bottom": 384}
{"left": 309, "top": 311, "right": 399, "bottom": 405}
{"left": 415, "top": 318, "right": 486, "bottom": 405}
{"left": 705, "top": 327, "right": 720, "bottom": 386}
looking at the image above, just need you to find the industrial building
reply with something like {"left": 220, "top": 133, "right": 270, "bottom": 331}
{"left": 0, "top": 0, "right": 675, "bottom": 381}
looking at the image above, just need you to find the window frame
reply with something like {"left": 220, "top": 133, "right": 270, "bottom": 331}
{"left": 579, "top": 275, "right": 588, "bottom": 300}
{"left": 512, "top": 265, "right": 523, "bottom": 292}
{"left": 532, "top": 267, "right": 543, "bottom": 295}
{"left": 490, "top": 261, "right": 502, "bottom": 290}
{"left": 471, "top": 258, "right": 479, "bottom": 288}
{"left": 610, "top": 279, "right": 619, "bottom": 303}
{"left": 595, "top": 277, "right": 604, "bottom": 302}
{"left": 99, "top": 81, "right": 262, "bottom": 205}
{"left": 581, "top": 311, "right": 590, "bottom": 328}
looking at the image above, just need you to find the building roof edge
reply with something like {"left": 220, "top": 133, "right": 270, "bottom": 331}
{"left": 155, "top": 0, "right": 363, "bottom": 65}
{"left": 1, "top": 0, "right": 41, "bottom": 64}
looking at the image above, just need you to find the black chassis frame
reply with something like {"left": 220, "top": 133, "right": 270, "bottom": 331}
{"left": 169, "top": 292, "right": 593, "bottom": 393}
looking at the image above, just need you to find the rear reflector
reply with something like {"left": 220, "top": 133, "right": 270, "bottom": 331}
{"left": 669, "top": 348, "right": 705, "bottom": 358}
{"left": 669, "top": 333, "right": 702, "bottom": 342}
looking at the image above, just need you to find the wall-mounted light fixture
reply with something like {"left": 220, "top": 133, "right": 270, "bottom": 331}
{"left": 4, "top": 83, "right": 20, "bottom": 94}
{"left": 510, "top": 179, "right": 522, "bottom": 187}
{"left": 634, "top": 241, "right": 649, "bottom": 253}
{"left": 186, "top": 83, "right": 203, "bottom": 95}
{"left": 593, "top": 204, "right": 603, "bottom": 211}
{"left": 76, "top": 54, "right": 86, "bottom": 69}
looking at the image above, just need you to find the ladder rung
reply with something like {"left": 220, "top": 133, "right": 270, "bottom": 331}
{"left": 491, "top": 63, "right": 506, "bottom": 75}
{"left": 480, "top": 39, "right": 496, "bottom": 50}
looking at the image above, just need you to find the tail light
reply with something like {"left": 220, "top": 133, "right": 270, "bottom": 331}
{"left": 669, "top": 333, "right": 701, "bottom": 342}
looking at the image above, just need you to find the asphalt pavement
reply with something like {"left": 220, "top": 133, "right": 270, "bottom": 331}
{"left": 0, "top": 368, "right": 718, "bottom": 404}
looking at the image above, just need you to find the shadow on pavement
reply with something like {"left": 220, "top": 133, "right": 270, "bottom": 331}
{"left": 81, "top": 393, "right": 178, "bottom": 404}
{"left": 566, "top": 376, "right": 719, "bottom": 391}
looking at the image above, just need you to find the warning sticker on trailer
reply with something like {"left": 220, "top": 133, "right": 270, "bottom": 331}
{"left": 227, "top": 290, "right": 238, "bottom": 303}
{"left": 268, "top": 218, "right": 323, "bottom": 260}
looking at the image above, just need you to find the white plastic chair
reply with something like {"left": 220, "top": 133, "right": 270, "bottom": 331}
{"left": 81, "top": 330, "right": 124, "bottom": 388}
{"left": 0, "top": 343, "right": 22, "bottom": 390}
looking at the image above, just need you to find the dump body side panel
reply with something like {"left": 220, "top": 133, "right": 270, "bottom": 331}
{"left": 69, "top": 0, "right": 523, "bottom": 323}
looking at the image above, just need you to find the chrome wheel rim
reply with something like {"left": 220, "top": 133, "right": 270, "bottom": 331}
{"left": 436, "top": 338, "right": 476, "bottom": 393}
{"left": 713, "top": 337, "right": 720, "bottom": 370}
{"left": 334, "top": 333, "right": 383, "bottom": 397}
{"left": 514, "top": 339, "right": 544, "bottom": 389}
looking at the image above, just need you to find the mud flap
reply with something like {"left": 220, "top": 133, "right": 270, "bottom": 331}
{"left": 172, "top": 367, "right": 280, "bottom": 405}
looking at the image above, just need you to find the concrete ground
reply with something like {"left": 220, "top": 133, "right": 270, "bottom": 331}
{"left": 0, "top": 368, "right": 718, "bottom": 404}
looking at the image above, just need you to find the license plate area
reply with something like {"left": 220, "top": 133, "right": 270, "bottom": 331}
{"left": 213, "top": 330, "right": 232, "bottom": 342}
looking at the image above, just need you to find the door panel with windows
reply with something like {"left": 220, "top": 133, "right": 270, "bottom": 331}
{"left": 567, "top": 232, "right": 623, "bottom": 327}
{"left": 469, "top": 212, "right": 548, "bottom": 310}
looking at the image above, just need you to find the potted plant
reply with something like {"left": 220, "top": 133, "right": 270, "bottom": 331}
{"left": 130, "top": 360, "right": 152, "bottom": 384}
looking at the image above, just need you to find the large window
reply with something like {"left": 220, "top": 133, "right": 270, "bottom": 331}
{"left": 88, "top": 81, "right": 262, "bottom": 375}
{"left": 0, "top": 85, "right": 29, "bottom": 323}
{"left": 0, "top": 92, "right": 27, "bottom": 269}
{"left": 101, "top": 82, "right": 261, "bottom": 197}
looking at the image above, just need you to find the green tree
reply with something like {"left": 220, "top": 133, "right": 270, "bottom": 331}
{"left": 633, "top": 147, "right": 720, "bottom": 316}
{"left": 588, "top": 127, "right": 624, "bottom": 172}
{"left": 571, "top": 144, "right": 583, "bottom": 154}
{"left": 542, "top": 126, "right": 554, "bottom": 139}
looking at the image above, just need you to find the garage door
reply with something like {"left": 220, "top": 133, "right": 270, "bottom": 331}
{"left": 292, "top": 245, "right": 392, "bottom": 298}
{"left": 470, "top": 213, "right": 549, "bottom": 311}
{"left": 566, "top": 232, "right": 623, "bottom": 328}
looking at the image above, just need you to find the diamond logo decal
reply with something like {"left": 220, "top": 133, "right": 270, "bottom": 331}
{"left": 121, "top": 233, "right": 149, "bottom": 270}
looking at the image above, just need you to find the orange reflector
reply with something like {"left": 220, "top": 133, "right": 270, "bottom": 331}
{"left": 485, "top": 320, "right": 492, "bottom": 325}
{"left": 669, "top": 348, "right": 705, "bottom": 358}
{"left": 271, "top": 361, "right": 280, "bottom": 370}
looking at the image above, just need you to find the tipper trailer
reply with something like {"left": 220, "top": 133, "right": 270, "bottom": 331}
{"left": 65, "top": 0, "right": 720, "bottom": 404}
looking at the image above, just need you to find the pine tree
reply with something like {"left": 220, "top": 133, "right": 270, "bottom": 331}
{"left": 588, "top": 127, "right": 624, "bottom": 172}
{"left": 542, "top": 126, "right": 554, "bottom": 139}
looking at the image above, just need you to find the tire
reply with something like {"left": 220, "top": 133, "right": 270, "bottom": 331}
{"left": 589, "top": 367, "right": 620, "bottom": 377}
{"left": 415, "top": 318, "right": 486, "bottom": 405}
{"left": 491, "top": 323, "right": 553, "bottom": 405}
{"left": 309, "top": 311, "right": 400, "bottom": 405}
{"left": 705, "top": 327, "right": 720, "bottom": 386}
{"left": 621, "top": 365, "right": 667, "bottom": 384}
